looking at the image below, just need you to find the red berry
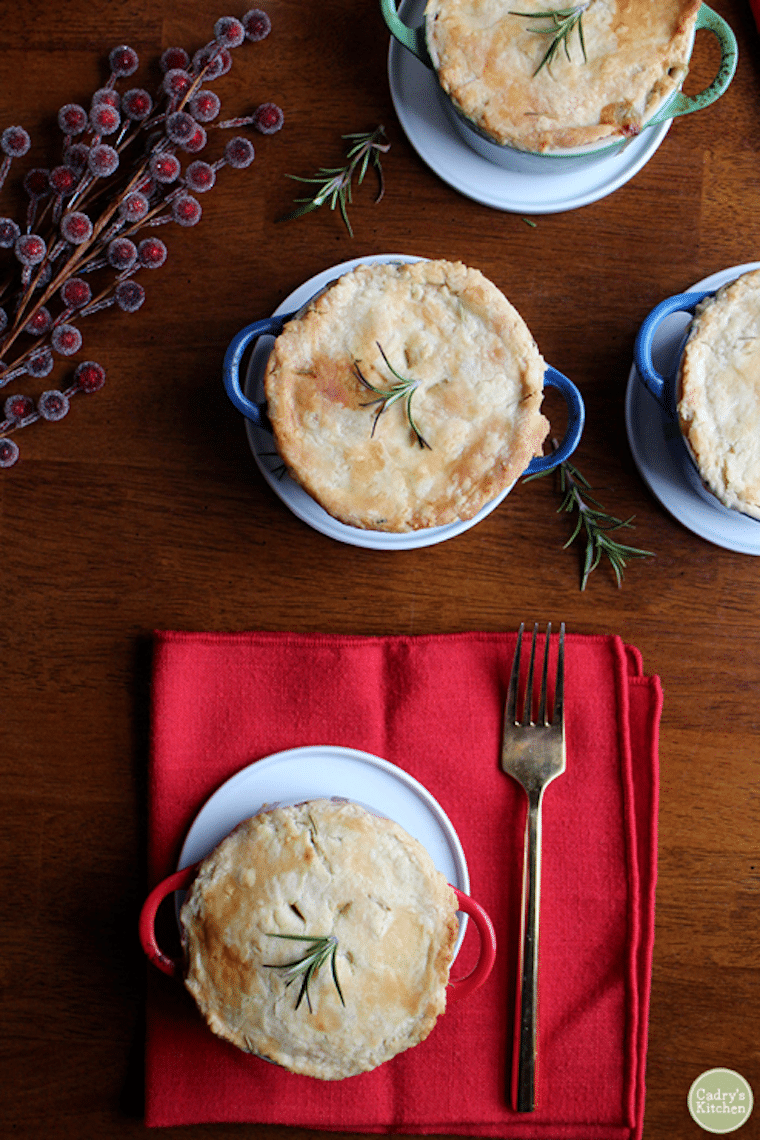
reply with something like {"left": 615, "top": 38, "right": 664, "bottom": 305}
{"left": 57, "top": 104, "right": 88, "bottom": 135}
{"left": 23, "top": 168, "right": 50, "bottom": 199}
{"left": 88, "top": 144, "right": 119, "bottom": 178}
{"left": 90, "top": 103, "right": 120, "bottom": 135}
{"left": 163, "top": 69, "right": 193, "bottom": 99}
{"left": 91, "top": 87, "right": 121, "bottom": 109}
{"left": 26, "top": 348, "right": 54, "bottom": 377}
{"left": 64, "top": 143, "right": 89, "bottom": 172}
{"left": 172, "top": 194, "right": 202, "bottom": 227}
{"left": 60, "top": 211, "right": 93, "bottom": 245}
{"left": 160, "top": 47, "right": 190, "bottom": 73}
{"left": 214, "top": 16, "right": 245, "bottom": 47}
{"left": 109, "top": 45, "right": 139, "bottom": 77}
{"left": 150, "top": 151, "right": 181, "bottom": 183}
{"left": 119, "top": 191, "right": 149, "bottom": 222}
{"left": 60, "top": 278, "right": 91, "bottom": 309}
{"left": 1, "top": 125, "right": 31, "bottom": 157}
{"left": 49, "top": 165, "right": 78, "bottom": 195}
{"left": 25, "top": 307, "right": 52, "bottom": 336}
{"left": 74, "top": 361, "right": 106, "bottom": 393}
{"left": 15, "top": 234, "right": 46, "bottom": 266}
{"left": 189, "top": 90, "right": 220, "bottom": 123}
{"left": 121, "top": 88, "right": 153, "bottom": 121}
{"left": 137, "top": 237, "right": 167, "bottom": 269}
{"left": 115, "top": 280, "right": 145, "bottom": 312}
{"left": 107, "top": 237, "right": 137, "bottom": 270}
{"left": 193, "top": 44, "right": 231, "bottom": 79}
{"left": 0, "top": 438, "right": 19, "bottom": 468}
{"left": 185, "top": 160, "right": 216, "bottom": 193}
{"left": 0, "top": 217, "right": 20, "bottom": 248}
{"left": 51, "top": 324, "right": 82, "bottom": 356}
{"left": 38, "top": 390, "right": 70, "bottom": 421}
{"left": 4, "top": 394, "right": 34, "bottom": 421}
{"left": 242, "top": 8, "right": 272, "bottom": 41}
{"left": 252, "top": 101, "right": 283, "bottom": 135}
{"left": 224, "top": 136, "right": 254, "bottom": 169}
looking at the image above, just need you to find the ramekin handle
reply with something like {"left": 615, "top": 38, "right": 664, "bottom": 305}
{"left": 447, "top": 887, "right": 497, "bottom": 1002}
{"left": 138, "top": 864, "right": 198, "bottom": 977}
{"left": 222, "top": 315, "right": 287, "bottom": 425}
{"left": 646, "top": 5, "right": 737, "bottom": 125}
{"left": 633, "top": 291, "right": 709, "bottom": 406}
{"left": 523, "top": 367, "right": 585, "bottom": 476}
{"left": 379, "top": 0, "right": 433, "bottom": 66}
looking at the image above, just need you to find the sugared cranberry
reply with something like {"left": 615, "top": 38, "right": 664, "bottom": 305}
{"left": 51, "top": 324, "right": 82, "bottom": 356}
{"left": 109, "top": 45, "right": 139, "bottom": 77}
{"left": 38, "top": 390, "right": 70, "bottom": 421}
{"left": 0, "top": 438, "right": 19, "bottom": 468}
{"left": 74, "top": 361, "right": 106, "bottom": 393}
{"left": 252, "top": 102, "right": 283, "bottom": 135}
{"left": 242, "top": 9, "right": 271, "bottom": 41}
{"left": 224, "top": 136, "right": 254, "bottom": 169}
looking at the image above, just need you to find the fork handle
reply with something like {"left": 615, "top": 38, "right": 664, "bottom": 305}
{"left": 512, "top": 792, "right": 542, "bottom": 1112}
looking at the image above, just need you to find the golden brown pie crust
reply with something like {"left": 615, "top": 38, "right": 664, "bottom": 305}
{"left": 425, "top": 0, "right": 700, "bottom": 153}
{"left": 677, "top": 269, "right": 760, "bottom": 520}
{"left": 180, "top": 799, "right": 460, "bottom": 1080}
{"left": 263, "top": 259, "right": 549, "bottom": 531}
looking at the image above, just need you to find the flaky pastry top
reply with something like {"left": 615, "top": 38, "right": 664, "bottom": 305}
{"left": 180, "top": 799, "right": 460, "bottom": 1080}
{"left": 425, "top": 0, "right": 700, "bottom": 153}
{"left": 678, "top": 269, "right": 760, "bottom": 520}
{"left": 263, "top": 259, "right": 549, "bottom": 531}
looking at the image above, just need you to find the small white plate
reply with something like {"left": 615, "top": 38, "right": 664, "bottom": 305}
{"left": 244, "top": 253, "right": 515, "bottom": 550}
{"left": 626, "top": 261, "right": 760, "bottom": 555}
{"left": 387, "top": 0, "right": 671, "bottom": 215}
{"left": 177, "top": 745, "right": 470, "bottom": 953}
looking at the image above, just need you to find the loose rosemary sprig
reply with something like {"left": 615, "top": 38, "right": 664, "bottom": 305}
{"left": 279, "top": 126, "right": 389, "bottom": 237}
{"left": 525, "top": 457, "right": 654, "bottom": 590}
{"left": 263, "top": 933, "right": 345, "bottom": 1013}
{"left": 353, "top": 342, "right": 431, "bottom": 449}
{"left": 510, "top": 4, "right": 590, "bottom": 75}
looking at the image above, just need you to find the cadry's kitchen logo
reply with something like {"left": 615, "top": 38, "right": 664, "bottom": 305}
{"left": 688, "top": 1069, "right": 754, "bottom": 1134}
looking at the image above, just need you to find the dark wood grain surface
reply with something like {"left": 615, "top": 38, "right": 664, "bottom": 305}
{"left": 1, "top": 2, "right": 759, "bottom": 1137}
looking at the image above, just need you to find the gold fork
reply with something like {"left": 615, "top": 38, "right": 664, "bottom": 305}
{"left": 501, "top": 621, "right": 566, "bottom": 1113}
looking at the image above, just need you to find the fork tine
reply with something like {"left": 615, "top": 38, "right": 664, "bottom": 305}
{"left": 506, "top": 621, "right": 524, "bottom": 726}
{"left": 553, "top": 622, "right": 566, "bottom": 726}
{"left": 522, "top": 623, "right": 539, "bottom": 726}
{"left": 536, "top": 622, "right": 552, "bottom": 725}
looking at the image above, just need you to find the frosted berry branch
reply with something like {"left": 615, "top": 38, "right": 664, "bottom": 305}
{"left": 0, "top": 8, "right": 283, "bottom": 468}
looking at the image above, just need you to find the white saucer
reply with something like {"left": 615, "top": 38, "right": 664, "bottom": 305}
{"left": 626, "top": 261, "right": 760, "bottom": 555}
{"left": 387, "top": 0, "right": 671, "bottom": 214}
{"left": 244, "top": 253, "right": 515, "bottom": 550}
{"left": 177, "top": 744, "right": 470, "bottom": 953}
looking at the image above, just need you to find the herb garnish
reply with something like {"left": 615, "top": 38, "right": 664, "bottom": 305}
{"left": 279, "top": 126, "right": 389, "bottom": 237}
{"left": 353, "top": 342, "right": 431, "bottom": 449}
{"left": 264, "top": 933, "right": 345, "bottom": 1012}
{"left": 525, "top": 456, "right": 654, "bottom": 590}
{"left": 510, "top": 4, "right": 590, "bottom": 75}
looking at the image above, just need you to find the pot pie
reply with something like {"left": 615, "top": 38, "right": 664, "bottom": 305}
{"left": 263, "top": 259, "right": 550, "bottom": 531}
{"left": 179, "top": 798, "right": 461, "bottom": 1080}
{"left": 425, "top": 0, "right": 700, "bottom": 153}
{"left": 677, "top": 269, "right": 760, "bottom": 520}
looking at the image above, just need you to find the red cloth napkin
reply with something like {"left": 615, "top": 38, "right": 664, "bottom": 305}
{"left": 145, "top": 630, "right": 661, "bottom": 1138}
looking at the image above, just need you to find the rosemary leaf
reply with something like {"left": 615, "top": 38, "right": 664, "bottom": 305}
{"left": 279, "top": 126, "right": 389, "bottom": 236}
{"left": 263, "top": 932, "right": 345, "bottom": 1013}
{"left": 525, "top": 456, "right": 654, "bottom": 590}
{"left": 510, "top": 4, "right": 590, "bottom": 75}
{"left": 354, "top": 342, "right": 431, "bottom": 449}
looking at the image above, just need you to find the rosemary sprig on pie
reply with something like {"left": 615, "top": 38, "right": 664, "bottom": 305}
{"left": 264, "top": 932, "right": 345, "bottom": 1012}
{"left": 525, "top": 455, "right": 654, "bottom": 589}
{"left": 510, "top": 4, "right": 590, "bottom": 75}
{"left": 354, "top": 342, "right": 431, "bottom": 449}
{"left": 279, "top": 126, "right": 389, "bottom": 237}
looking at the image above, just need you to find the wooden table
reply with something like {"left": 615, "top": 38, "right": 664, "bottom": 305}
{"left": 1, "top": 1, "right": 758, "bottom": 1136}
